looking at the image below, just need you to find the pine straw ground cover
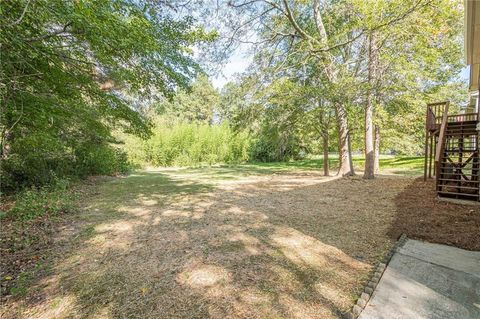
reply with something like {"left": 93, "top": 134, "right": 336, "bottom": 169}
{"left": 389, "top": 177, "right": 480, "bottom": 250}
{"left": 1, "top": 166, "right": 477, "bottom": 319}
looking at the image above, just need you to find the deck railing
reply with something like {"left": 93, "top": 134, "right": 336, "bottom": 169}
{"left": 447, "top": 112, "right": 479, "bottom": 123}
{"left": 425, "top": 101, "right": 450, "bottom": 180}
{"left": 435, "top": 102, "right": 449, "bottom": 192}
{"left": 426, "top": 101, "right": 449, "bottom": 130}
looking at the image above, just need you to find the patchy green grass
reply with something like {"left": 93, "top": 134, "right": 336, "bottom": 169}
{"left": 3, "top": 179, "right": 77, "bottom": 222}
{"left": 176, "top": 155, "right": 424, "bottom": 176}
{"left": 9, "top": 271, "right": 35, "bottom": 297}
{"left": 376, "top": 156, "right": 424, "bottom": 175}
{"left": 8, "top": 263, "right": 49, "bottom": 298}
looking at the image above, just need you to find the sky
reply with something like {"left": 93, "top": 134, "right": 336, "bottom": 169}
{"left": 460, "top": 65, "right": 470, "bottom": 82}
{"left": 211, "top": 44, "right": 254, "bottom": 89}
{"left": 211, "top": 51, "right": 252, "bottom": 89}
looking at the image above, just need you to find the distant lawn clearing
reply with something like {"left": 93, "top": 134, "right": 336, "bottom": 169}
{"left": 6, "top": 157, "right": 468, "bottom": 319}
{"left": 242, "top": 155, "right": 425, "bottom": 176}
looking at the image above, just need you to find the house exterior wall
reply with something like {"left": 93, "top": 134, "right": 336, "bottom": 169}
{"left": 465, "top": 0, "right": 479, "bottom": 114}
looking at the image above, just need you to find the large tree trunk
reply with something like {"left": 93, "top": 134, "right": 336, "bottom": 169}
{"left": 364, "top": 32, "right": 377, "bottom": 179}
{"left": 323, "top": 132, "right": 329, "bottom": 176}
{"left": 374, "top": 125, "right": 380, "bottom": 174}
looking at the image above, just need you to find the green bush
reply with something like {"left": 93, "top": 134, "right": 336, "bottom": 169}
{"left": 120, "top": 118, "right": 253, "bottom": 167}
{"left": 0, "top": 134, "right": 77, "bottom": 191}
{"left": 75, "top": 144, "right": 131, "bottom": 177}
{"left": 1, "top": 133, "right": 132, "bottom": 192}
{"left": 6, "top": 178, "right": 77, "bottom": 221}
{"left": 249, "top": 129, "right": 302, "bottom": 162}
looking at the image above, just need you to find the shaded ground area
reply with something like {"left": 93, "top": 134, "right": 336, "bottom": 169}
{"left": 390, "top": 178, "right": 480, "bottom": 251}
{"left": 0, "top": 176, "right": 114, "bottom": 300}
{"left": 1, "top": 168, "right": 413, "bottom": 319}
{"left": 2, "top": 164, "right": 477, "bottom": 319}
{"left": 360, "top": 239, "right": 480, "bottom": 319}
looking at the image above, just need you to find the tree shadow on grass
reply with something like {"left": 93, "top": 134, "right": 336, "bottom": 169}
{"left": 4, "top": 170, "right": 413, "bottom": 319}
{"left": 379, "top": 157, "right": 423, "bottom": 168}
{"left": 0, "top": 170, "right": 214, "bottom": 319}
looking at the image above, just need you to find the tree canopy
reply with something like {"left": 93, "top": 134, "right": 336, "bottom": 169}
{"left": 215, "top": 0, "right": 466, "bottom": 175}
{"left": 0, "top": 0, "right": 215, "bottom": 190}
{"left": 0, "top": 0, "right": 468, "bottom": 189}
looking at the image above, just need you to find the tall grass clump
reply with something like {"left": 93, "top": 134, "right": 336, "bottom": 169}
{"left": 120, "top": 117, "right": 253, "bottom": 167}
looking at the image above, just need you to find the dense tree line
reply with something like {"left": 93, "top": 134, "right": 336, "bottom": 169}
{"left": 214, "top": 0, "right": 466, "bottom": 178}
{"left": 0, "top": 0, "right": 467, "bottom": 193}
{"left": 0, "top": 0, "right": 215, "bottom": 191}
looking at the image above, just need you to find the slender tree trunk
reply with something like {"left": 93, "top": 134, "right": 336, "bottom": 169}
{"left": 364, "top": 98, "right": 375, "bottom": 178}
{"left": 313, "top": 14, "right": 353, "bottom": 176}
{"left": 347, "top": 129, "right": 355, "bottom": 174}
{"left": 364, "top": 32, "right": 377, "bottom": 179}
{"left": 317, "top": 99, "right": 330, "bottom": 176}
{"left": 1, "top": 130, "right": 14, "bottom": 159}
{"left": 317, "top": 83, "right": 352, "bottom": 176}
{"left": 323, "top": 132, "right": 329, "bottom": 176}
{"left": 1, "top": 86, "right": 14, "bottom": 159}
{"left": 288, "top": 0, "right": 353, "bottom": 176}
{"left": 374, "top": 125, "right": 380, "bottom": 174}
{"left": 335, "top": 102, "right": 354, "bottom": 176}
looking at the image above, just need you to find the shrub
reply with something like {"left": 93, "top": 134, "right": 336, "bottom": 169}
{"left": 0, "top": 134, "right": 76, "bottom": 191}
{"left": 249, "top": 130, "right": 302, "bottom": 162}
{"left": 120, "top": 118, "right": 253, "bottom": 167}
{"left": 1, "top": 133, "right": 132, "bottom": 193}
{"left": 75, "top": 144, "right": 131, "bottom": 176}
{"left": 6, "top": 178, "right": 77, "bottom": 221}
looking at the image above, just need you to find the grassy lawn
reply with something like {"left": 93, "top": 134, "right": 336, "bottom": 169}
{"left": 186, "top": 155, "right": 425, "bottom": 177}
{"left": 2, "top": 158, "right": 424, "bottom": 319}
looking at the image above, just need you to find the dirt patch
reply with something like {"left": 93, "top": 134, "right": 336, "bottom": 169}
{"left": 390, "top": 177, "right": 480, "bottom": 251}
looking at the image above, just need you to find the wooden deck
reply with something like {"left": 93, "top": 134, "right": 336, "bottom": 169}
{"left": 424, "top": 102, "right": 480, "bottom": 202}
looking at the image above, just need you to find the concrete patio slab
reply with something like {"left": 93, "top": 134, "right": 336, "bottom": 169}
{"left": 359, "top": 239, "right": 480, "bottom": 319}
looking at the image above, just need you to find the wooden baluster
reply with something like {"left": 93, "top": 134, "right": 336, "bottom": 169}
{"left": 435, "top": 102, "right": 450, "bottom": 193}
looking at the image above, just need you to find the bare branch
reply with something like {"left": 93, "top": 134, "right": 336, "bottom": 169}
{"left": 313, "top": 0, "right": 328, "bottom": 44}
{"left": 313, "top": 0, "right": 433, "bottom": 53}
{"left": 228, "top": 0, "right": 263, "bottom": 8}
{"left": 4, "top": 0, "right": 32, "bottom": 27}
{"left": 281, "top": 0, "right": 312, "bottom": 41}
{"left": 24, "top": 22, "right": 74, "bottom": 42}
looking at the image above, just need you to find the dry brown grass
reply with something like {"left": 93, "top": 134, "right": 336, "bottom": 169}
{"left": 1, "top": 168, "right": 415, "bottom": 319}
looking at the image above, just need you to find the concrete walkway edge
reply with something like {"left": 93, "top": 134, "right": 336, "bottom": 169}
{"left": 358, "top": 239, "right": 480, "bottom": 319}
